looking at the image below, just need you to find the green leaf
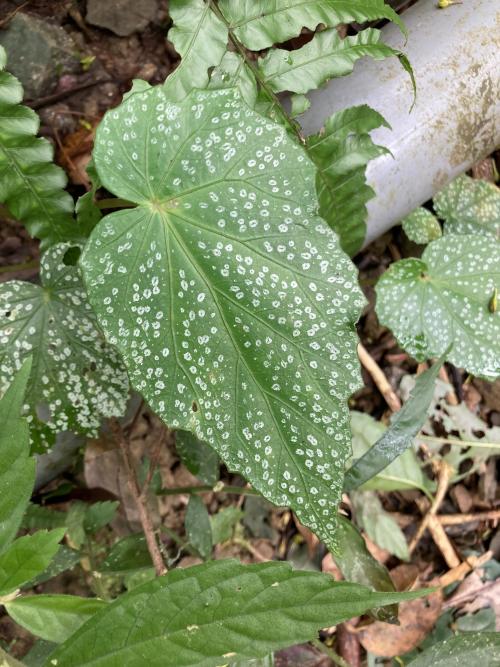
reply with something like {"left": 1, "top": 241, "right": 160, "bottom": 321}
{"left": 259, "top": 28, "right": 406, "bottom": 95}
{"left": 49, "top": 559, "right": 429, "bottom": 667}
{"left": 406, "top": 632, "right": 500, "bottom": 667}
{"left": 6, "top": 595, "right": 106, "bottom": 644}
{"left": 0, "top": 359, "right": 35, "bottom": 552}
{"left": 307, "top": 105, "right": 390, "bottom": 256}
{"left": 435, "top": 174, "right": 500, "bottom": 240}
{"left": 185, "top": 495, "right": 213, "bottom": 559}
{"left": 210, "top": 507, "right": 244, "bottom": 544}
{"left": 209, "top": 52, "right": 259, "bottom": 110}
{"left": 344, "top": 360, "right": 443, "bottom": 491}
{"left": 81, "top": 86, "right": 365, "bottom": 551}
{"left": 349, "top": 411, "right": 431, "bottom": 495}
{"left": 83, "top": 501, "right": 119, "bottom": 533}
{"left": 333, "top": 515, "right": 398, "bottom": 623}
{"left": 218, "top": 0, "right": 406, "bottom": 50}
{"left": 167, "top": 0, "right": 228, "bottom": 99}
{"left": 0, "top": 45, "right": 76, "bottom": 249}
{"left": 24, "top": 546, "right": 80, "bottom": 589}
{"left": 100, "top": 534, "right": 153, "bottom": 574}
{"left": 21, "top": 504, "right": 67, "bottom": 531}
{"left": 176, "top": 430, "right": 219, "bottom": 485}
{"left": 0, "top": 243, "right": 129, "bottom": 449}
{"left": 402, "top": 208, "right": 442, "bottom": 245}
{"left": 0, "top": 528, "right": 65, "bottom": 596}
{"left": 75, "top": 160, "right": 102, "bottom": 236}
{"left": 22, "top": 640, "right": 56, "bottom": 667}
{"left": 289, "top": 94, "right": 310, "bottom": 119}
{"left": 351, "top": 490, "right": 409, "bottom": 561}
{"left": 375, "top": 235, "right": 500, "bottom": 379}
{"left": 65, "top": 502, "right": 87, "bottom": 549}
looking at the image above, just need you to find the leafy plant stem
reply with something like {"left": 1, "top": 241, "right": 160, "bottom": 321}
{"left": 109, "top": 417, "right": 167, "bottom": 576}
{"left": 209, "top": 0, "right": 302, "bottom": 139}
{"left": 311, "top": 638, "right": 352, "bottom": 667}
{"left": 157, "top": 483, "right": 261, "bottom": 497}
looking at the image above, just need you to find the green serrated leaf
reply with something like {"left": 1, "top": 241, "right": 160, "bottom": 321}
{"left": 48, "top": 559, "right": 430, "bottom": 667}
{"left": 176, "top": 430, "right": 220, "bottom": 485}
{"left": 209, "top": 53, "right": 258, "bottom": 108}
{"left": 407, "top": 632, "right": 500, "bottom": 667}
{"left": 0, "top": 359, "right": 34, "bottom": 553}
{"left": 218, "top": 0, "right": 406, "bottom": 50}
{"left": 210, "top": 507, "right": 244, "bottom": 544}
{"left": 6, "top": 595, "right": 106, "bottom": 644}
{"left": 25, "top": 546, "right": 80, "bottom": 589}
{"left": 351, "top": 490, "right": 409, "bottom": 561}
{"left": 0, "top": 46, "right": 77, "bottom": 249}
{"left": 0, "top": 528, "right": 65, "bottom": 596}
{"left": 83, "top": 501, "right": 119, "bottom": 533}
{"left": 402, "top": 208, "right": 442, "bottom": 245}
{"left": 99, "top": 534, "right": 153, "bottom": 574}
{"left": 21, "top": 504, "right": 66, "bottom": 531}
{"left": 435, "top": 174, "right": 500, "bottom": 240}
{"left": 349, "top": 411, "right": 431, "bottom": 495}
{"left": 81, "top": 86, "right": 365, "bottom": 551}
{"left": 166, "top": 0, "right": 228, "bottom": 100}
{"left": 334, "top": 515, "right": 398, "bottom": 623}
{"left": 0, "top": 243, "right": 129, "bottom": 449}
{"left": 344, "top": 360, "right": 443, "bottom": 491}
{"left": 375, "top": 235, "right": 500, "bottom": 378}
{"left": 185, "top": 495, "right": 213, "bottom": 559}
{"left": 307, "top": 104, "right": 390, "bottom": 256}
{"left": 259, "top": 28, "right": 405, "bottom": 95}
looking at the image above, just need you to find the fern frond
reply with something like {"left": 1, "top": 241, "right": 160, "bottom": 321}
{"left": 0, "top": 45, "right": 77, "bottom": 249}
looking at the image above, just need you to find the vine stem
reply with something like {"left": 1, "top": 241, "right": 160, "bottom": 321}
{"left": 311, "top": 639, "right": 353, "bottom": 667}
{"left": 109, "top": 417, "right": 167, "bottom": 576}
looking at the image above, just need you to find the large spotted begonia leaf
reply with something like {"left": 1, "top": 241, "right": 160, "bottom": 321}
{"left": 375, "top": 234, "right": 500, "bottom": 379}
{"left": 80, "top": 87, "right": 366, "bottom": 550}
{"left": 0, "top": 244, "right": 129, "bottom": 449}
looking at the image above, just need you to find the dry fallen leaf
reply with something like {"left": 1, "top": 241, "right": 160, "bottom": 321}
{"left": 358, "top": 583, "right": 442, "bottom": 657}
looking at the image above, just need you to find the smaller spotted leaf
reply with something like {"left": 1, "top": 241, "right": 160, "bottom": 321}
{"left": 434, "top": 174, "right": 500, "bottom": 240}
{"left": 375, "top": 235, "right": 500, "bottom": 379}
{"left": 0, "top": 244, "right": 129, "bottom": 449}
{"left": 81, "top": 86, "right": 366, "bottom": 551}
{"left": 402, "top": 208, "right": 442, "bottom": 245}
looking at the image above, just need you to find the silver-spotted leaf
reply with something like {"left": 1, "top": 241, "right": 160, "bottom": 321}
{"left": 259, "top": 28, "right": 405, "bottom": 95}
{"left": 49, "top": 559, "right": 428, "bottom": 667}
{"left": 307, "top": 105, "right": 390, "bottom": 256}
{"left": 402, "top": 208, "right": 442, "bottom": 245}
{"left": 167, "top": 0, "right": 228, "bottom": 99}
{"left": 218, "top": 0, "right": 405, "bottom": 50}
{"left": 81, "top": 86, "right": 365, "bottom": 551}
{"left": 375, "top": 235, "right": 500, "bottom": 379}
{"left": 435, "top": 174, "right": 500, "bottom": 240}
{"left": 0, "top": 243, "right": 129, "bottom": 449}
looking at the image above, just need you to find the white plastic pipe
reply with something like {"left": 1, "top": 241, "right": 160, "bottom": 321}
{"left": 300, "top": 0, "right": 500, "bottom": 248}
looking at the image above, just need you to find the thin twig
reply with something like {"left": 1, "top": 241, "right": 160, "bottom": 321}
{"left": 0, "top": 259, "right": 39, "bottom": 275}
{"left": 439, "top": 550, "right": 493, "bottom": 588}
{"left": 110, "top": 417, "right": 167, "bottom": 576}
{"left": 438, "top": 509, "right": 500, "bottom": 525}
{"left": 427, "top": 515, "right": 460, "bottom": 568}
{"left": 409, "top": 460, "right": 453, "bottom": 554}
{"left": 418, "top": 434, "right": 500, "bottom": 450}
{"left": 357, "top": 343, "right": 402, "bottom": 412}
